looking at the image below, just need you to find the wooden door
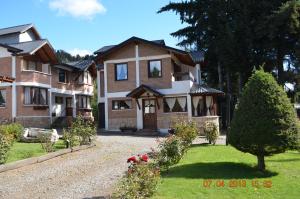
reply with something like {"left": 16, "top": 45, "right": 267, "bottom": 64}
{"left": 143, "top": 99, "right": 157, "bottom": 130}
{"left": 98, "top": 103, "right": 105, "bottom": 128}
{"left": 66, "top": 98, "right": 73, "bottom": 116}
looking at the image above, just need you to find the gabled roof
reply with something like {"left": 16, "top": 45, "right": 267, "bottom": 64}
{"left": 190, "top": 84, "right": 224, "bottom": 96}
{"left": 9, "top": 39, "right": 52, "bottom": 55}
{"left": 66, "top": 60, "right": 95, "bottom": 71}
{"left": 0, "top": 43, "right": 22, "bottom": 53}
{"left": 95, "top": 36, "right": 197, "bottom": 66}
{"left": 0, "top": 23, "right": 41, "bottom": 39}
{"left": 127, "top": 84, "right": 164, "bottom": 98}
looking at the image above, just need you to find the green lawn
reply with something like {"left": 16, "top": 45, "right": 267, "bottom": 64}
{"left": 6, "top": 140, "right": 66, "bottom": 163}
{"left": 152, "top": 145, "right": 300, "bottom": 199}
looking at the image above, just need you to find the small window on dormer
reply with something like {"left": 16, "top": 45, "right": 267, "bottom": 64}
{"left": 59, "top": 69, "right": 67, "bottom": 83}
{"left": 27, "top": 61, "right": 37, "bottom": 71}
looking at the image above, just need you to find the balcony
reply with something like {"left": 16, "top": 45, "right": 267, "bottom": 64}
{"left": 20, "top": 70, "right": 51, "bottom": 86}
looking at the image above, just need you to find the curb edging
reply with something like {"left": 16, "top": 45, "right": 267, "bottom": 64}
{"left": 0, "top": 144, "right": 96, "bottom": 173}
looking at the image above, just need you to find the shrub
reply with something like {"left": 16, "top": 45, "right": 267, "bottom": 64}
{"left": 37, "top": 133, "right": 55, "bottom": 153}
{"left": 62, "top": 129, "right": 79, "bottom": 148}
{"left": 156, "top": 135, "right": 185, "bottom": 170}
{"left": 229, "top": 69, "right": 300, "bottom": 171}
{"left": 113, "top": 154, "right": 160, "bottom": 199}
{"left": 173, "top": 120, "right": 198, "bottom": 148}
{"left": 0, "top": 123, "right": 23, "bottom": 142}
{"left": 64, "top": 116, "right": 96, "bottom": 146}
{"left": 204, "top": 122, "right": 219, "bottom": 145}
{"left": 0, "top": 133, "right": 11, "bottom": 164}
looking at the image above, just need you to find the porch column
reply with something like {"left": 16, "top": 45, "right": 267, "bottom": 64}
{"left": 187, "top": 94, "right": 192, "bottom": 121}
{"left": 196, "top": 63, "right": 201, "bottom": 84}
{"left": 136, "top": 98, "right": 143, "bottom": 129}
{"left": 97, "top": 70, "right": 101, "bottom": 103}
{"left": 49, "top": 90, "right": 52, "bottom": 123}
{"left": 11, "top": 56, "right": 17, "bottom": 121}
{"left": 72, "top": 94, "right": 76, "bottom": 117}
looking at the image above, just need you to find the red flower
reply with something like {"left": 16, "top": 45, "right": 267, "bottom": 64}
{"left": 127, "top": 156, "right": 137, "bottom": 163}
{"left": 140, "top": 154, "right": 149, "bottom": 162}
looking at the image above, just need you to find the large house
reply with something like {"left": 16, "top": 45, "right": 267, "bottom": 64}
{"left": 95, "top": 37, "right": 224, "bottom": 133}
{"left": 0, "top": 24, "right": 96, "bottom": 127}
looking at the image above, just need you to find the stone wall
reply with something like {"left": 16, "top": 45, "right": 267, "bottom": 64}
{"left": 192, "top": 116, "right": 220, "bottom": 135}
{"left": 108, "top": 118, "right": 136, "bottom": 131}
{"left": 16, "top": 117, "right": 51, "bottom": 128}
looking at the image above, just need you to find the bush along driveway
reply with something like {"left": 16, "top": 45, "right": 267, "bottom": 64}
{"left": 0, "top": 135, "right": 157, "bottom": 199}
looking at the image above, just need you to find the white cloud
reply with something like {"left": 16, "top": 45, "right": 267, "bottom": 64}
{"left": 49, "top": 0, "right": 106, "bottom": 19}
{"left": 68, "top": 48, "right": 92, "bottom": 57}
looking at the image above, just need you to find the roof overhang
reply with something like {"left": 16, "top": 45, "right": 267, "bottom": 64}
{"left": 95, "top": 36, "right": 196, "bottom": 66}
{"left": 0, "top": 43, "right": 22, "bottom": 54}
{"left": 126, "top": 84, "right": 164, "bottom": 98}
{"left": 19, "top": 42, "right": 58, "bottom": 64}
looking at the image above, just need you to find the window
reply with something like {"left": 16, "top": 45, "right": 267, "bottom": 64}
{"left": 24, "top": 87, "right": 48, "bottom": 105}
{"left": 26, "top": 61, "right": 37, "bottom": 71}
{"left": 115, "top": 63, "right": 128, "bottom": 81}
{"left": 55, "top": 96, "right": 63, "bottom": 104}
{"left": 0, "top": 90, "right": 6, "bottom": 107}
{"left": 164, "top": 97, "right": 187, "bottom": 113}
{"left": 148, "top": 60, "right": 162, "bottom": 78}
{"left": 59, "top": 69, "right": 67, "bottom": 83}
{"left": 112, "top": 100, "right": 132, "bottom": 110}
{"left": 78, "top": 72, "right": 92, "bottom": 84}
{"left": 77, "top": 95, "right": 91, "bottom": 109}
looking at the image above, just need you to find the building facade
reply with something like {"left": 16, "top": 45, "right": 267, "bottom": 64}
{"left": 0, "top": 24, "right": 95, "bottom": 127}
{"left": 95, "top": 37, "right": 224, "bottom": 133}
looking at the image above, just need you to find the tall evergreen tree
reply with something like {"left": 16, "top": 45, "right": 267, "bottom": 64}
{"left": 229, "top": 69, "right": 299, "bottom": 171}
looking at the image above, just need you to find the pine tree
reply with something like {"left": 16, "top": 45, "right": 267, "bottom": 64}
{"left": 228, "top": 69, "right": 299, "bottom": 171}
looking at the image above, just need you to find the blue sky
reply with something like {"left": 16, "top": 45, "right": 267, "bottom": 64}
{"left": 0, "top": 0, "right": 184, "bottom": 56}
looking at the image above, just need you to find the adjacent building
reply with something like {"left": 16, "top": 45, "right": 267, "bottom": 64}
{"left": 0, "top": 24, "right": 96, "bottom": 127}
{"left": 95, "top": 37, "right": 224, "bottom": 133}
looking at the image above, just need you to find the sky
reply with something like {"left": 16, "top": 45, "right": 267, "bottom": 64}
{"left": 0, "top": 0, "right": 185, "bottom": 56}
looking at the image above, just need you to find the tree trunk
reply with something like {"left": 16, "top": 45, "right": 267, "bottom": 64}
{"left": 225, "top": 70, "right": 231, "bottom": 146}
{"left": 277, "top": 48, "right": 284, "bottom": 85}
{"left": 218, "top": 62, "right": 223, "bottom": 91}
{"left": 238, "top": 72, "right": 243, "bottom": 95}
{"left": 257, "top": 155, "right": 265, "bottom": 171}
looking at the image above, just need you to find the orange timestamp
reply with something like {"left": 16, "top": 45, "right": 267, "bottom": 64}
{"left": 203, "top": 179, "right": 272, "bottom": 189}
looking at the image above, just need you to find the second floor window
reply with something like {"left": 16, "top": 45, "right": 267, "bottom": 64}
{"left": 26, "top": 61, "right": 37, "bottom": 71}
{"left": 24, "top": 87, "right": 48, "bottom": 105}
{"left": 115, "top": 63, "right": 128, "bottom": 81}
{"left": 0, "top": 90, "right": 6, "bottom": 107}
{"left": 148, "top": 60, "right": 162, "bottom": 78}
{"left": 59, "top": 69, "right": 67, "bottom": 83}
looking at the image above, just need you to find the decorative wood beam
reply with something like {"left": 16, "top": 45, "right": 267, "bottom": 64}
{"left": 135, "top": 98, "right": 141, "bottom": 110}
{"left": 0, "top": 76, "right": 15, "bottom": 83}
{"left": 156, "top": 98, "right": 160, "bottom": 110}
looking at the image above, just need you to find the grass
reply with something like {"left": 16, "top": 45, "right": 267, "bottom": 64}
{"left": 152, "top": 145, "right": 300, "bottom": 199}
{"left": 6, "top": 140, "right": 66, "bottom": 163}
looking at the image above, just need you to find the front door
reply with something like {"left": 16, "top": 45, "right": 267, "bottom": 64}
{"left": 143, "top": 99, "right": 157, "bottom": 130}
{"left": 66, "top": 98, "right": 73, "bottom": 116}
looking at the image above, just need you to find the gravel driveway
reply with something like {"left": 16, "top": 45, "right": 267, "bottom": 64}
{"left": 0, "top": 135, "right": 158, "bottom": 199}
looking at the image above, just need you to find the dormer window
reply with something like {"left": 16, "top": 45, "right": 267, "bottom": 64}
{"left": 59, "top": 69, "right": 67, "bottom": 83}
{"left": 115, "top": 63, "right": 128, "bottom": 81}
{"left": 26, "top": 61, "right": 37, "bottom": 71}
{"left": 148, "top": 60, "right": 162, "bottom": 78}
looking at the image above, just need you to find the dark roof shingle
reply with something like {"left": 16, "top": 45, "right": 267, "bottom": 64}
{"left": 190, "top": 84, "right": 224, "bottom": 95}
{"left": 0, "top": 24, "right": 33, "bottom": 36}
{"left": 66, "top": 60, "right": 95, "bottom": 71}
{"left": 9, "top": 40, "right": 50, "bottom": 55}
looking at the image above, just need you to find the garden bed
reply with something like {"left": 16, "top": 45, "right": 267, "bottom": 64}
{"left": 152, "top": 145, "right": 300, "bottom": 199}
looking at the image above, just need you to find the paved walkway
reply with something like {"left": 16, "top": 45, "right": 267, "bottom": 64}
{"left": 0, "top": 135, "right": 158, "bottom": 199}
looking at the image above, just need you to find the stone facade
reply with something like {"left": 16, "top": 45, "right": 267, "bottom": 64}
{"left": 15, "top": 117, "right": 51, "bottom": 128}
